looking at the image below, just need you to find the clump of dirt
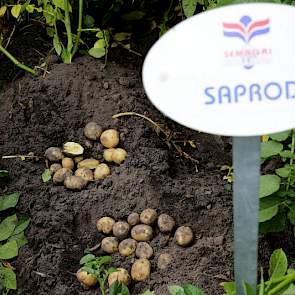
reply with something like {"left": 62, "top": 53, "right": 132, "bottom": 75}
{"left": 0, "top": 54, "right": 234, "bottom": 295}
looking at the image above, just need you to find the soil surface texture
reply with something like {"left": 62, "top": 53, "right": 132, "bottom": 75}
{"left": 0, "top": 53, "right": 237, "bottom": 295}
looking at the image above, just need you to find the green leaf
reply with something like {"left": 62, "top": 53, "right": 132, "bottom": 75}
{"left": 42, "top": 169, "right": 52, "bottom": 183}
{"left": 8, "top": 231, "right": 28, "bottom": 248}
{"left": 80, "top": 254, "right": 96, "bottom": 265}
{"left": 280, "top": 150, "right": 293, "bottom": 159}
{"left": 259, "top": 212, "right": 286, "bottom": 233}
{"left": 13, "top": 215, "right": 30, "bottom": 235}
{"left": 0, "top": 240, "right": 18, "bottom": 259}
{"left": 0, "top": 192, "right": 20, "bottom": 211}
{"left": 168, "top": 285, "right": 186, "bottom": 295}
{"left": 0, "top": 170, "right": 8, "bottom": 177}
{"left": 282, "top": 284, "right": 295, "bottom": 295}
{"left": 0, "top": 6, "right": 7, "bottom": 17}
{"left": 259, "top": 204, "right": 279, "bottom": 223}
{"left": 84, "top": 15, "right": 95, "bottom": 28}
{"left": 52, "top": 0, "right": 72, "bottom": 12}
{"left": 0, "top": 214, "right": 18, "bottom": 241}
{"left": 94, "top": 39, "right": 106, "bottom": 49}
{"left": 259, "top": 175, "right": 280, "bottom": 198}
{"left": 261, "top": 141, "right": 283, "bottom": 159}
{"left": 183, "top": 284, "right": 204, "bottom": 295}
{"left": 276, "top": 165, "right": 291, "bottom": 178}
{"left": 140, "top": 291, "right": 156, "bottom": 295}
{"left": 270, "top": 130, "right": 292, "bottom": 142}
{"left": 242, "top": 282, "right": 255, "bottom": 295}
{"left": 97, "top": 255, "right": 112, "bottom": 266}
{"left": 269, "top": 249, "right": 288, "bottom": 279}
{"left": 182, "top": 0, "right": 198, "bottom": 17}
{"left": 11, "top": 4, "right": 22, "bottom": 18}
{"left": 113, "top": 32, "right": 131, "bottom": 42}
{"left": 220, "top": 282, "right": 235, "bottom": 295}
{"left": 0, "top": 266, "right": 17, "bottom": 290}
{"left": 26, "top": 4, "right": 35, "bottom": 13}
{"left": 288, "top": 210, "right": 295, "bottom": 225}
{"left": 53, "top": 34, "right": 62, "bottom": 56}
{"left": 121, "top": 11, "right": 145, "bottom": 21}
{"left": 109, "top": 282, "right": 130, "bottom": 295}
{"left": 89, "top": 47, "right": 106, "bottom": 58}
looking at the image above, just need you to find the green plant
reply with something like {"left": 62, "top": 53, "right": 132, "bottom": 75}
{"left": 222, "top": 249, "right": 295, "bottom": 295}
{"left": 140, "top": 284, "right": 204, "bottom": 295}
{"left": 109, "top": 281, "right": 130, "bottom": 295}
{"left": 259, "top": 129, "right": 295, "bottom": 234}
{"left": 0, "top": 191, "right": 30, "bottom": 294}
{"left": 79, "top": 254, "right": 116, "bottom": 295}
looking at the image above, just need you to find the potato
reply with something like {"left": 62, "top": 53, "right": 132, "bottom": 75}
{"left": 62, "top": 157, "right": 74, "bottom": 170}
{"left": 75, "top": 168, "right": 93, "bottom": 182}
{"left": 94, "top": 163, "right": 111, "bottom": 180}
{"left": 63, "top": 142, "right": 84, "bottom": 156}
{"left": 84, "top": 122, "right": 103, "bottom": 140}
{"left": 135, "top": 242, "right": 153, "bottom": 259}
{"left": 131, "top": 224, "right": 153, "bottom": 242}
{"left": 45, "top": 147, "right": 63, "bottom": 162}
{"left": 76, "top": 268, "right": 97, "bottom": 288}
{"left": 119, "top": 239, "right": 137, "bottom": 257}
{"left": 101, "top": 237, "right": 119, "bottom": 254}
{"left": 100, "top": 129, "right": 119, "bottom": 148}
{"left": 78, "top": 159, "right": 100, "bottom": 170}
{"left": 112, "top": 221, "right": 130, "bottom": 240}
{"left": 108, "top": 268, "right": 130, "bottom": 287}
{"left": 140, "top": 208, "right": 157, "bottom": 225}
{"left": 49, "top": 163, "right": 62, "bottom": 174}
{"left": 157, "top": 214, "right": 175, "bottom": 233}
{"left": 103, "top": 148, "right": 115, "bottom": 162}
{"left": 175, "top": 226, "right": 194, "bottom": 247}
{"left": 131, "top": 258, "right": 151, "bottom": 282}
{"left": 112, "top": 148, "right": 127, "bottom": 165}
{"left": 74, "top": 156, "right": 84, "bottom": 163}
{"left": 127, "top": 212, "right": 140, "bottom": 226}
{"left": 96, "top": 217, "right": 115, "bottom": 234}
{"left": 53, "top": 168, "right": 73, "bottom": 184}
{"left": 157, "top": 253, "right": 172, "bottom": 270}
{"left": 64, "top": 176, "right": 87, "bottom": 191}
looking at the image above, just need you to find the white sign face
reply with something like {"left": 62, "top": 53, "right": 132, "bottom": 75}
{"left": 142, "top": 3, "right": 295, "bottom": 136}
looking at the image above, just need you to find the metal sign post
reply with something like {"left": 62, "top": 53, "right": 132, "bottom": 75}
{"left": 142, "top": 3, "right": 295, "bottom": 295}
{"left": 233, "top": 137, "right": 261, "bottom": 293}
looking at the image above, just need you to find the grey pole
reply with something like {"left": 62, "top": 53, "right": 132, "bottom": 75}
{"left": 233, "top": 136, "right": 261, "bottom": 294}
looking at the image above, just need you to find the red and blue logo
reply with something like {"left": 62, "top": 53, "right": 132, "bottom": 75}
{"left": 223, "top": 15, "right": 270, "bottom": 43}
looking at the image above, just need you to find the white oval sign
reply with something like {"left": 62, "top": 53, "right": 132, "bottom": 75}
{"left": 142, "top": 3, "right": 295, "bottom": 136}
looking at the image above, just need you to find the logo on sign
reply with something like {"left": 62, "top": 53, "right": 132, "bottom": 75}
{"left": 223, "top": 16, "right": 271, "bottom": 69}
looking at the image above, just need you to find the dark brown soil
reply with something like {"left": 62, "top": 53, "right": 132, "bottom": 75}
{"left": 0, "top": 53, "right": 236, "bottom": 295}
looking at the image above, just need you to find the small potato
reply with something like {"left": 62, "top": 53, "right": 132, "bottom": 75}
{"left": 94, "top": 163, "right": 111, "bottom": 180}
{"left": 119, "top": 238, "right": 137, "bottom": 257}
{"left": 78, "top": 159, "right": 100, "bottom": 170}
{"left": 113, "top": 221, "right": 130, "bottom": 240}
{"left": 131, "top": 224, "right": 153, "bottom": 242}
{"left": 131, "top": 258, "right": 151, "bottom": 282}
{"left": 108, "top": 268, "right": 130, "bottom": 287}
{"left": 101, "top": 237, "right": 119, "bottom": 254}
{"left": 53, "top": 168, "right": 73, "bottom": 184}
{"left": 63, "top": 142, "right": 84, "bottom": 156}
{"left": 49, "top": 163, "right": 62, "bottom": 174}
{"left": 45, "top": 147, "right": 63, "bottom": 162}
{"left": 64, "top": 176, "right": 87, "bottom": 191}
{"left": 103, "top": 148, "right": 115, "bottom": 162}
{"left": 62, "top": 157, "right": 75, "bottom": 170}
{"left": 157, "top": 214, "right": 175, "bottom": 233}
{"left": 76, "top": 268, "right": 97, "bottom": 289}
{"left": 157, "top": 253, "right": 173, "bottom": 270}
{"left": 74, "top": 156, "right": 84, "bottom": 163}
{"left": 96, "top": 217, "right": 115, "bottom": 234}
{"left": 84, "top": 122, "right": 103, "bottom": 141}
{"left": 100, "top": 129, "right": 119, "bottom": 148}
{"left": 175, "top": 226, "right": 194, "bottom": 247}
{"left": 136, "top": 242, "right": 153, "bottom": 259}
{"left": 140, "top": 208, "right": 157, "bottom": 225}
{"left": 112, "top": 148, "right": 127, "bottom": 165}
{"left": 75, "top": 168, "right": 93, "bottom": 182}
{"left": 127, "top": 212, "right": 140, "bottom": 226}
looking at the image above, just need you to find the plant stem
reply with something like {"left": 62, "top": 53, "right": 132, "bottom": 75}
{"left": 73, "top": 0, "right": 83, "bottom": 57}
{"left": 0, "top": 44, "right": 36, "bottom": 75}
{"left": 63, "top": 0, "right": 73, "bottom": 63}
{"left": 268, "top": 271, "right": 295, "bottom": 295}
{"left": 286, "top": 129, "right": 295, "bottom": 192}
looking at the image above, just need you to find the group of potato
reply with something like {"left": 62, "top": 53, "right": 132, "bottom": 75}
{"left": 44, "top": 122, "right": 127, "bottom": 190}
{"left": 77, "top": 209, "right": 194, "bottom": 288}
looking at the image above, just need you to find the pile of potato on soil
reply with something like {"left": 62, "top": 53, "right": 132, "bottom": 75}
{"left": 77, "top": 209, "right": 194, "bottom": 288}
{"left": 44, "top": 122, "right": 127, "bottom": 190}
